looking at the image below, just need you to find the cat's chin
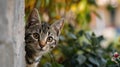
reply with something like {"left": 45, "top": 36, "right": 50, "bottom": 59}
{"left": 36, "top": 47, "right": 49, "bottom": 51}
{"left": 36, "top": 48, "right": 43, "bottom": 51}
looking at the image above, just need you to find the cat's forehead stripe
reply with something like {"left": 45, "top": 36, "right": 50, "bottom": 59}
{"left": 40, "top": 22, "right": 50, "bottom": 34}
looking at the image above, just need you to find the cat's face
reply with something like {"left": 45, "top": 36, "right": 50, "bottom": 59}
{"left": 25, "top": 8, "right": 64, "bottom": 55}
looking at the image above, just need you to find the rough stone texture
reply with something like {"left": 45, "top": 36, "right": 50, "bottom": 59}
{"left": 0, "top": 0, "right": 25, "bottom": 67}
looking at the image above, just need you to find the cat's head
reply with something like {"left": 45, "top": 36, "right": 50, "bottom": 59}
{"left": 25, "top": 8, "right": 64, "bottom": 54}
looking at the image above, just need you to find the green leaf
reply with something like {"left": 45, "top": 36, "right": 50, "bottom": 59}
{"left": 51, "top": 62, "right": 64, "bottom": 67}
{"left": 99, "top": 57, "right": 107, "bottom": 66}
{"left": 68, "top": 33, "right": 77, "bottom": 39}
{"left": 86, "top": 63, "right": 93, "bottom": 67}
{"left": 97, "top": 36, "right": 104, "bottom": 43}
{"left": 92, "top": 32, "right": 95, "bottom": 36}
{"left": 43, "top": 62, "right": 52, "bottom": 67}
{"left": 88, "top": 57, "right": 100, "bottom": 66}
{"left": 59, "top": 35, "right": 65, "bottom": 41}
{"left": 76, "top": 54, "right": 86, "bottom": 65}
{"left": 86, "top": 12, "right": 91, "bottom": 22}
{"left": 88, "top": 0, "right": 97, "bottom": 6}
{"left": 43, "top": 61, "right": 64, "bottom": 67}
{"left": 59, "top": 45, "right": 74, "bottom": 57}
{"left": 78, "top": 30, "right": 84, "bottom": 36}
{"left": 106, "top": 59, "right": 115, "bottom": 65}
{"left": 84, "top": 33, "right": 91, "bottom": 41}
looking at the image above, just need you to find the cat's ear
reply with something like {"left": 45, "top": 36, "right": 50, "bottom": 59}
{"left": 51, "top": 18, "right": 64, "bottom": 36}
{"left": 26, "top": 8, "right": 41, "bottom": 27}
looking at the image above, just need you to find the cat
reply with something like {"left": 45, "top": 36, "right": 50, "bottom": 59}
{"left": 25, "top": 8, "right": 64, "bottom": 67}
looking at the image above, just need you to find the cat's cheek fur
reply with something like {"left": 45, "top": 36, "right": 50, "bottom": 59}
{"left": 31, "top": 42, "right": 40, "bottom": 50}
{"left": 47, "top": 41, "right": 55, "bottom": 49}
{"left": 33, "top": 43, "right": 39, "bottom": 49}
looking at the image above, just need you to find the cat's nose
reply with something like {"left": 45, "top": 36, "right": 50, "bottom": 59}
{"left": 39, "top": 41, "right": 46, "bottom": 48}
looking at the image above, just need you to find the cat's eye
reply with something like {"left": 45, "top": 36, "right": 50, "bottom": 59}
{"left": 47, "top": 36, "right": 53, "bottom": 42}
{"left": 33, "top": 33, "right": 39, "bottom": 39}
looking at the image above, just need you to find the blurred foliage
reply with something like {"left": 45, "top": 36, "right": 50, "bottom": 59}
{"left": 25, "top": 0, "right": 120, "bottom": 67}
{"left": 40, "top": 27, "right": 120, "bottom": 67}
{"left": 25, "top": 0, "right": 100, "bottom": 30}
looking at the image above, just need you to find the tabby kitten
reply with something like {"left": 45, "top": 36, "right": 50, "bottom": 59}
{"left": 25, "top": 8, "right": 64, "bottom": 67}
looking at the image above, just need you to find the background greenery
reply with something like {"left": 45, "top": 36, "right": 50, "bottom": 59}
{"left": 25, "top": 0, "right": 120, "bottom": 67}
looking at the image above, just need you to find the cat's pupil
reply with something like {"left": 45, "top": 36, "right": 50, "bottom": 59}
{"left": 33, "top": 33, "right": 39, "bottom": 39}
{"left": 47, "top": 36, "right": 53, "bottom": 42}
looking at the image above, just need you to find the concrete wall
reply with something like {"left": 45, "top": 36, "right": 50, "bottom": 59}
{"left": 0, "top": 0, "right": 25, "bottom": 67}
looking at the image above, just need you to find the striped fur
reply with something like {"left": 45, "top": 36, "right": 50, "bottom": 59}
{"left": 25, "top": 8, "right": 64, "bottom": 67}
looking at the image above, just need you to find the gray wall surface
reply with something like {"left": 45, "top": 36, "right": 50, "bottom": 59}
{"left": 0, "top": 0, "right": 25, "bottom": 67}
